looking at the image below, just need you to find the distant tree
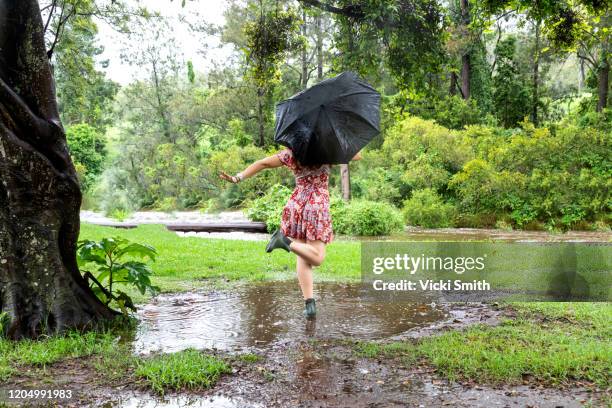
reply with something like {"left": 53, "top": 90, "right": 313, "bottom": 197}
{"left": 482, "top": 0, "right": 611, "bottom": 113}
{"left": 119, "top": 17, "right": 183, "bottom": 143}
{"left": 243, "top": 1, "right": 302, "bottom": 146}
{"left": 53, "top": 15, "right": 119, "bottom": 132}
{"left": 492, "top": 36, "right": 531, "bottom": 127}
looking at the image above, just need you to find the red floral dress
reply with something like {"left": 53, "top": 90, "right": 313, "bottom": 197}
{"left": 277, "top": 149, "right": 333, "bottom": 244}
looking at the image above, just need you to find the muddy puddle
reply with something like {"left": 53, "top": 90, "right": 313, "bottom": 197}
{"left": 366, "top": 227, "right": 612, "bottom": 242}
{"left": 133, "top": 282, "right": 445, "bottom": 354}
{"left": 98, "top": 394, "right": 262, "bottom": 408}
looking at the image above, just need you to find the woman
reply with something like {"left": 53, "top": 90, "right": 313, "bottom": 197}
{"left": 220, "top": 148, "right": 361, "bottom": 318}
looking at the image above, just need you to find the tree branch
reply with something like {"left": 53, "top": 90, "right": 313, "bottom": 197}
{"left": 43, "top": 0, "right": 58, "bottom": 35}
{"left": 297, "top": 0, "right": 365, "bottom": 20}
{"left": 577, "top": 53, "right": 596, "bottom": 69}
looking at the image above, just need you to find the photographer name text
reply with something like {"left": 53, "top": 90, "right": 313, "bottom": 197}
{"left": 372, "top": 279, "right": 491, "bottom": 291}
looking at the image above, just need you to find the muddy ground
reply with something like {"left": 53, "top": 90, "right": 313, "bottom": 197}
{"left": 1, "top": 300, "right": 607, "bottom": 408}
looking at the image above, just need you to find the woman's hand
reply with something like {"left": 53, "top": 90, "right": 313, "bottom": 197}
{"left": 219, "top": 171, "right": 239, "bottom": 183}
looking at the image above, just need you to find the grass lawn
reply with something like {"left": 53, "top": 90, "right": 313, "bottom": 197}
{"left": 79, "top": 223, "right": 361, "bottom": 303}
{"left": 354, "top": 302, "right": 612, "bottom": 388}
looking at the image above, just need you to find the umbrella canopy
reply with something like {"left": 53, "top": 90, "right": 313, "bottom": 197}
{"left": 274, "top": 72, "right": 380, "bottom": 165}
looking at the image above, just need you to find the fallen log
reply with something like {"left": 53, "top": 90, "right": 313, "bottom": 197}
{"left": 166, "top": 222, "right": 268, "bottom": 233}
{"left": 87, "top": 222, "right": 138, "bottom": 229}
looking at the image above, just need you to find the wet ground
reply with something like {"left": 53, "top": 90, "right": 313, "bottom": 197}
{"left": 133, "top": 282, "right": 444, "bottom": 354}
{"left": 107, "top": 283, "right": 604, "bottom": 408}
{"left": 2, "top": 283, "right": 606, "bottom": 407}
{"left": 93, "top": 300, "right": 601, "bottom": 408}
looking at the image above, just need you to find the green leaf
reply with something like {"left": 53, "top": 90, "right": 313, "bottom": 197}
{"left": 116, "top": 243, "right": 157, "bottom": 261}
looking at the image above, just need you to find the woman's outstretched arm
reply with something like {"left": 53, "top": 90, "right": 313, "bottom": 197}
{"left": 219, "top": 153, "right": 283, "bottom": 183}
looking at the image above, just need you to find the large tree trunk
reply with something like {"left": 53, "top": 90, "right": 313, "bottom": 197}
{"left": 597, "top": 53, "right": 609, "bottom": 112}
{"left": 0, "top": 0, "right": 116, "bottom": 339}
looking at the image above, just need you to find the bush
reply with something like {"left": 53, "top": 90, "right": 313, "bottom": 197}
{"left": 246, "top": 184, "right": 292, "bottom": 232}
{"left": 407, "top": 95, "right": 492, "bottom": 130}
{"left": 247, "top": 188, "right": 403, "bottom": 236}
{"left": 335, "top": 200, "right": 404, "bottom": 236}
{"left": 402, "top": 188, "right": 457, "bottom": 228}
{"left": 66, "top": 123, "right": 107, "bottom": 191}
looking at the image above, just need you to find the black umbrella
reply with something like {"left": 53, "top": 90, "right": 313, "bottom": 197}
{"left": 274, "top": 72, "right": 380, "bottom": 165}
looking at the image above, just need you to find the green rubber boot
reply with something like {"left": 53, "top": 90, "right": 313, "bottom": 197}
{"left": 266, "top": 229, "right": 292, "bottom": 253}
{"left": 304, "top": 298, "right": 316, "bottom": 319}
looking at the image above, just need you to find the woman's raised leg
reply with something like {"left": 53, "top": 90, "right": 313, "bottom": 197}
{"left": 289, "top": 239, "right": 326, "bottom": 267}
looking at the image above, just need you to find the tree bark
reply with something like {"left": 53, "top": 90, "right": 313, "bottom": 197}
{"left": 597, "top": 52, "right": 609, "bottom": 112}
{"left": 0, "top": 0, "right": 116, "bottom": 339}
{"left": 316, "top": 14, "right": 323, "bottom": 81}
{"left": 340, "top": 163, "right": 351, "bottom": 201}
{"left": 257, "top": 88, "right": 265, "bottom": 146}
{"left": 459, "top": 0, "right": 471, "bottom": 100}
{"left": 301, "top": 8, "right": 309, "bottom": 89}
{"left": 531, "top": 19, "right": 541, "bottom": 126}
{"left": 579, "top": 57, "right": 585, "bottom": 92}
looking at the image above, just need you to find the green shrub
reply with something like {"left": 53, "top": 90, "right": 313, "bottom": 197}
{"left": 247, "top": 188, "right": 403, "bottom": 236}
{"left": 336, "top": 200, "right": 404, "bottom": 236}
{"left": 359, "top": 167, "right": 404, "bottom": 206}
{"left": 246, "top": 184, "right": 293, "bottom": 232}
{"left": 77, "top": 237, "right": 159, "bottom": 315}
{"left": 407, "top": 95, "right": 491, "bottom": 130}
{"left": 66, "top": 123, "right": 107, "bottom": 191}
{"left": 402, "top": 189, "right": 456, "bottom": 228}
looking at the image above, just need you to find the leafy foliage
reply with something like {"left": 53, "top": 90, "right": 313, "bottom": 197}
{"left": 66, "top": 123, "right": 107, "bottom": 191}
{"left": 403, "top": 188, "right": 457, "bottom": 228}
{"left": 334, "top": 200, "right": 404, "bottom": 236}
{"left": 492, "top": 37, "right": 531, "bottom": 127}
{"left": 246, "top": 184, "right": 293, "bottom": 232}
{"left": 243, "top": 5, "right": 302, "bottom": 90}
{"left": 77, "top": 238, "right": 159, "bottom": 315}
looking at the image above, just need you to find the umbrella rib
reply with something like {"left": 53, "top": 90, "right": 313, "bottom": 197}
{"left": 323, "top": 107, "right": 358, "bottom": 160}
{"left": 333, "top": 109, "right": 380, "bottom": 134}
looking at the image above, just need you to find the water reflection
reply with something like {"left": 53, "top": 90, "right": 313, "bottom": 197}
{"left": 133, "top": 282, "right": 445, "bottom": 354}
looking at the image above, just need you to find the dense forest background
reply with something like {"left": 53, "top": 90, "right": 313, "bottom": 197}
{"left": 48, "top": 0, "right": 611, "bottom": 232}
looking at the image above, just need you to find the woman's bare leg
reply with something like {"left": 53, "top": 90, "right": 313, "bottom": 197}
{"left": 296, "top": 254, "right": 314, "bottom": 299}
{"left": 289, "top": 240, "right": 326, "bottom": 267}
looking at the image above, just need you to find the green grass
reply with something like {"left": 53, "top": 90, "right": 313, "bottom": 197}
{"left": 235, "top": 353, "right": 262, "bottom": 363}
{"left": 134, "top": 349, "right": 231, "bottom": 395}
{"left": 0, "top": 331, "right": 232, "bottom": 394}
{"left": 80, "top": 223, "right": 361, "bottom": 302}
{"left": 0, "top": 331, "right": 119, "bottom": 367}
{"left": 353, "top": 302, "right": 612, "bottom": 387}
{"left": 0, "top": 330, "right": 125, "bottom": 382}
